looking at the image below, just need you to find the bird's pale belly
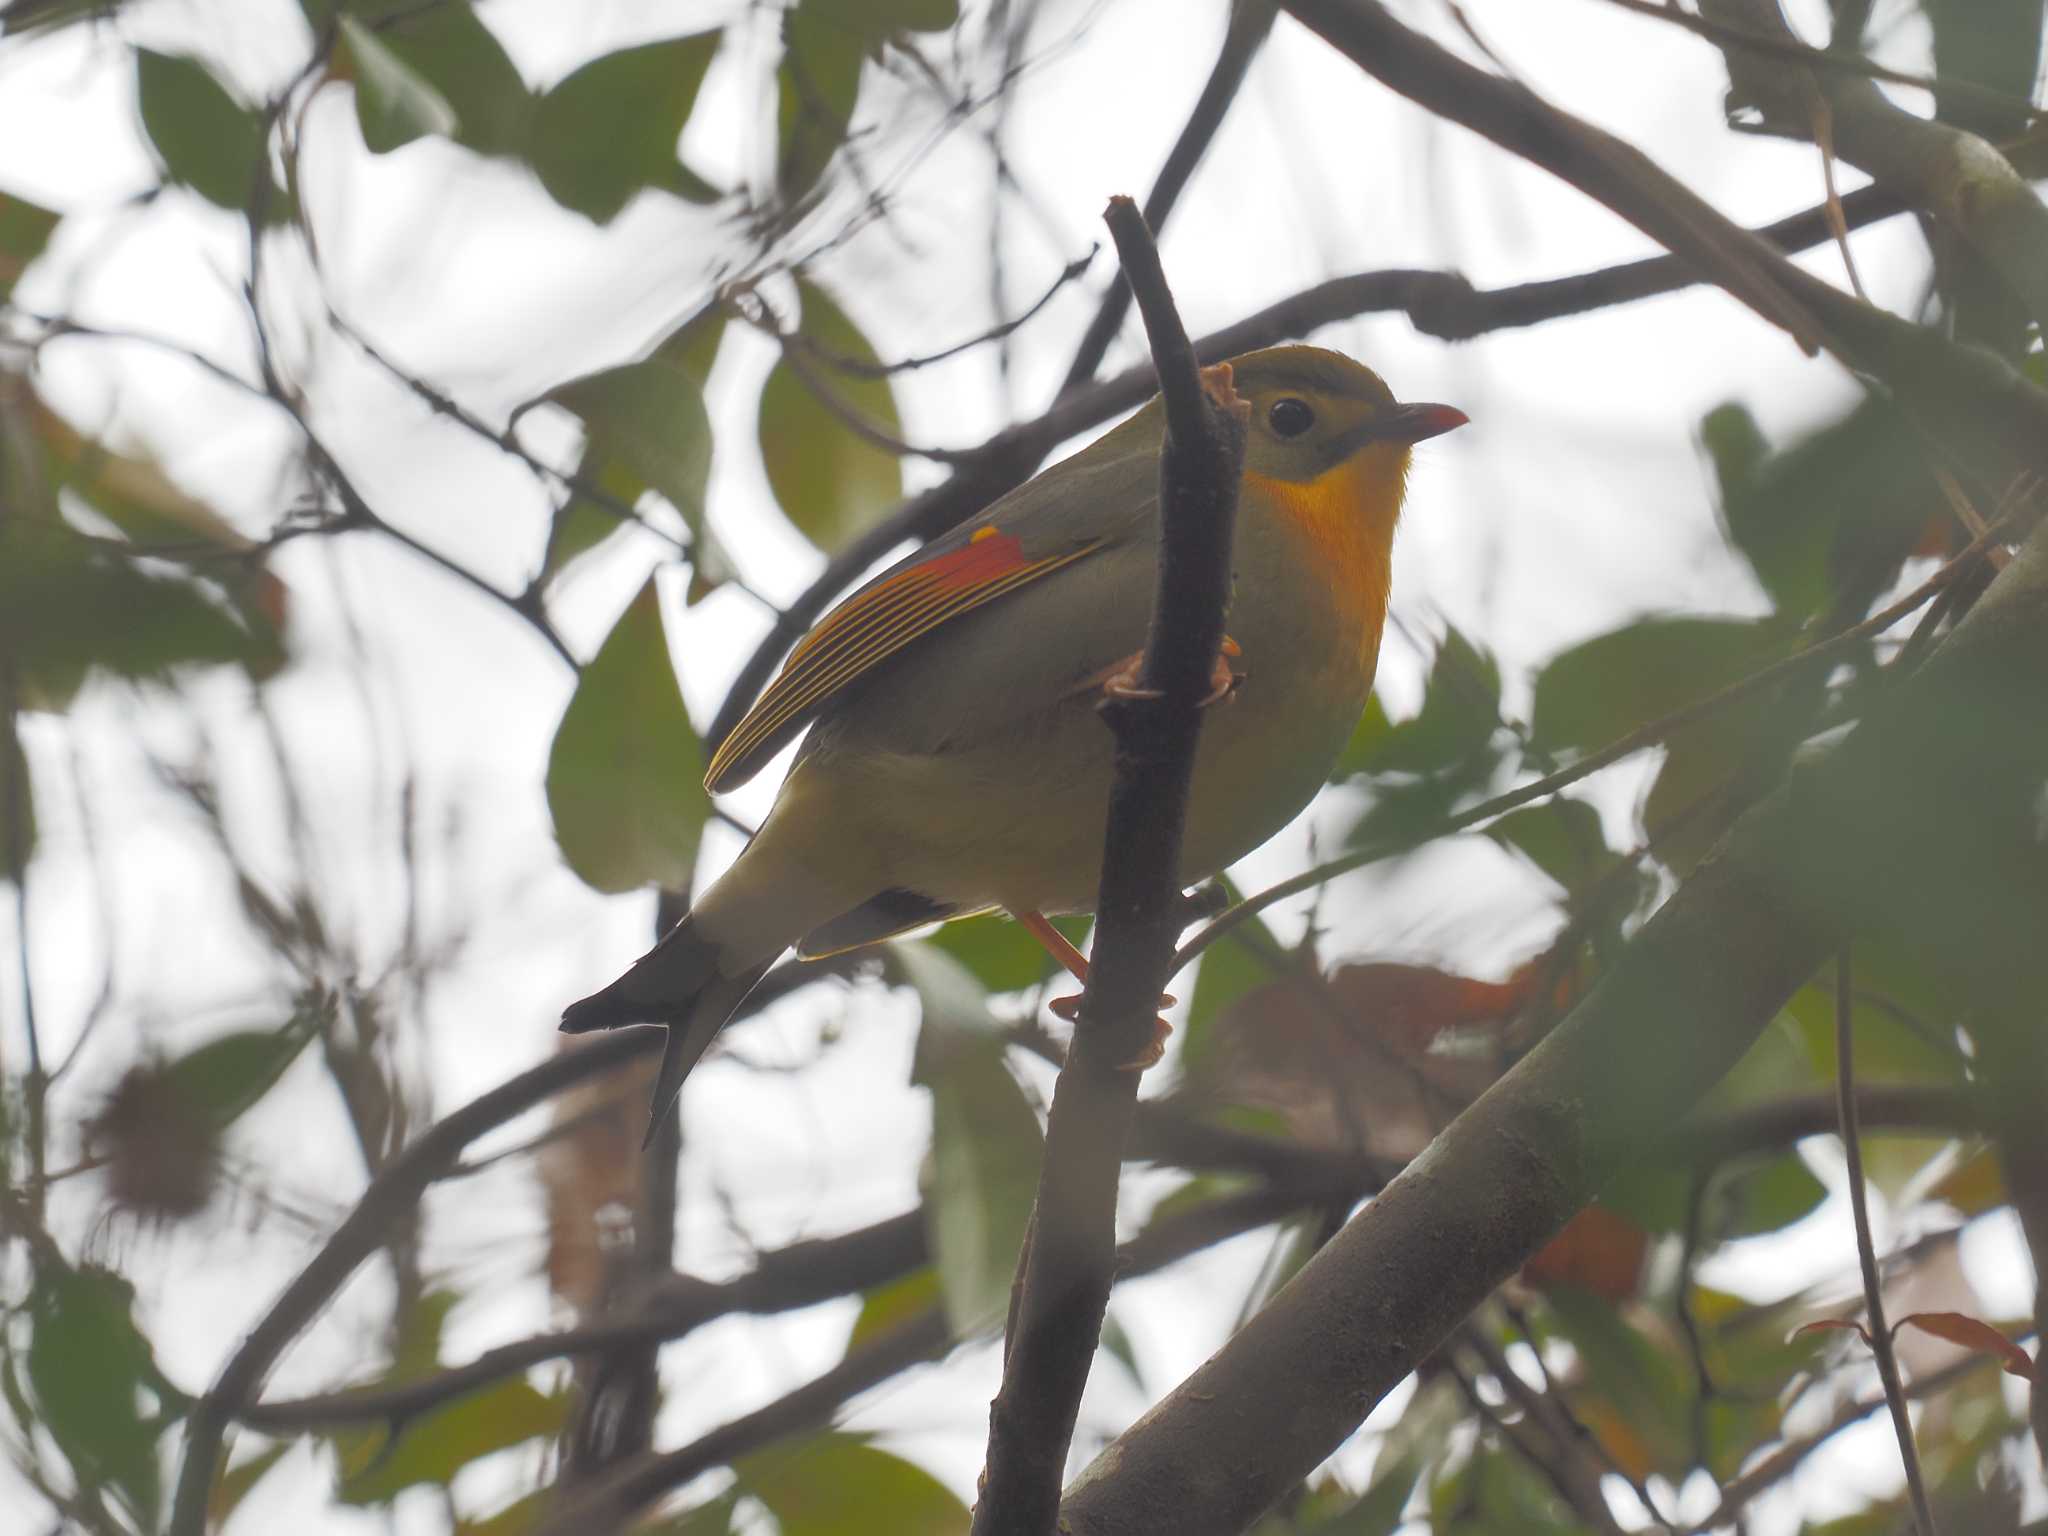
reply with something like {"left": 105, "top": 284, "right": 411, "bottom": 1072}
{"left": 835, "top": 650, "right": 1369, "bottom": 916}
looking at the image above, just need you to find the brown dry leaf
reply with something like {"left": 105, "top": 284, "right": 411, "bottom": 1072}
{"left": 1178, "top": 959, "right": 1547, "bottom": 1161}
{"left": 1893, "top": 1312, "right": 2035, "bottom": 1380}
{"left": 537, "top": 1040, "right": 657, "bottom": 1312}
{"left": 1522, "top": 1206, "right": 1649, "bottom": 1301}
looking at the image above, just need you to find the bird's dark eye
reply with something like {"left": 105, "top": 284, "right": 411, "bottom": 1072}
{"left": 1268, "top": 398, "right": 1315, "bottom": 438}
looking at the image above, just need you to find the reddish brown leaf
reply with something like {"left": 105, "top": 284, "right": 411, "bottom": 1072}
{"left": 1892, "top": 1312, "right": 2036, "bottom": 1380}
{"left": 1522, "top": 1206, "right": 1648, "bottom": 1301}
{"left": 1791, "top": 1317, "right": 1873, "bottom": 1348}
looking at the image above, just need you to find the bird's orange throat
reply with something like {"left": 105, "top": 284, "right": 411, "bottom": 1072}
{"left": 1245, "top": 444, "right": 1406, "bottom": 668}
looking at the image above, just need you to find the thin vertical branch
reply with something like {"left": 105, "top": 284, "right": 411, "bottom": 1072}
{"left": 968, "top": 195, "right": 1249, "bottom": 1536}
{"left": 1835, "top": 948, "right": 1936, "bottom": 1536}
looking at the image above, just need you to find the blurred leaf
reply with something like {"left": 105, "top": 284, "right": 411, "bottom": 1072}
{"left": 1484, "top": 797, "right": 1609, "bottom": 893}
{"left": 337, "top": 1378, "right": 565, "bottom": 1504}
{"left": 1099, "top": 1310, "right": 1143, "bottom": 1389}
{"left": 210, "top": 1441, "right": 290, "bottom": 1529}
{"left": 546, "top": 577, "right": 709, "bottom": 893}
{"left": 162, "top": 1011, "right": 319, "bottom": 1132}
{"left": 1329, "top": 691, "right": 1391, "bottom": 780}
{"left": 337, "top": 16, "right": 457, "bottom": 153}
{"left": 847, "top": 1268, "right": 940, "bottom": 1356}
{"left": 811, "top": 0, "right": 960, "bottom": 28}
{"left": 539, "top": 352, "right": 714, "bottom": 583}
{"left": 0, "top": 717, "right": 32, "bottom": 886}
{"left": 777, "top": 5, "right": 866, "bottom": 203}
{"left": 1304, "top": 1452, "right": 1423, "bottom": 1536}
{"left": 1791, "top": 1316, "right": 1873, "bottom": 1347}
{"left": 1521, "top": 1206, "right": 1647, "bottom": 1300}
{"left": 1931, "top": 1145, "right": 2005, "bottom": 1216}
{"left": 531, "top": 34, "right": 720, "bottom": 223}
{"left": 1181, "top": 908, "right": 1278, "bottom": 1073}
{"left": 925, "top": 910, "right": 1087, "bottom": 993}
{"left": 1359, "top": 628, "right": 1500, "bottom": 776}
{"left": 373, "top": 3, "right": 532, "bottom": 157}
{"left": 29, "top": 1263, "right": 178, "bottom": 1527}
{"left": 1723, "top": 1151, "right": 1826, "bottom": 1238}
{"left": 0, "top": 190, "right": 58, "bottom": 300}
{"left": 737, "top": 1432, "right": 968, "bottom": 1536}
{"left": 900, "top": 944, "right": 1042, "bottom": 1334}
{"left": 1892, "top": 1312, "right": 2035, "bottom": 1379}
{"left": 1781, "top": 982, "right": 1964, "bottom": 1085}
{"left": 134, "top": 49, "right": 271, "bottom": 211}
{"left": 1531, "top": 616, "right": 1782, "bottom": 755}
{"left": 1543, "top": 1286, "right": 1692, "bottom": 1480}
{"left": 1, "top": 504, "right": 277, "bottom": 711}
{"left": 758, "top": 278, "right": 904, "bottom": 552}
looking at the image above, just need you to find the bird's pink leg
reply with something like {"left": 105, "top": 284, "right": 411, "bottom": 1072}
{"left": 1012, "top": 910, "right": 1173, "bottom": 1070}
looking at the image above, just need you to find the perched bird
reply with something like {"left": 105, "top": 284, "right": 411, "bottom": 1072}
{"left": 562, "top": 344, "right": 1464, "bottom": 1134}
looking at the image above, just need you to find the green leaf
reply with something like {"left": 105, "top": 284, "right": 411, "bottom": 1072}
{"left": 847, "top": 1267, "right": 941, "bottom": 1356}
{"left": 1541, "top": 1286, "right": 1693, "bottom": 1481}
{"left": 0, "top": 190, "right": 59, "bottom": 301}
{"left": 337, "top": 1377, "right": 565, "bottom": 1504}
{"left": 1530, "top": 615, "right": 1784, "bottom": 755}
{"left": 777, "top": 5, "right": 866, "bottom": 202}
{"left": 925, "top": 910, "right": 1087, "bottom": 993}
{"left": 1484, "top": 798, "right": 1609, "bottom": 892}
{"left": 531, "top": 34, "right": 720, "bottom": 223}
{"left": 162, "top": 1012, "right": 319, "bottom": 1132}
{"left": 546, "top": 577, "right": 710, "bottom": 893}
{"left": 337, "top": 16, "right": 458, "bottom": 153}
{"left": 134, "top": 49, "right": 270, "bottom": 210}
{"left": 809, "top": 0, "right": 960, "bottom": 29}
{"left": 758, "top": 277, "right": 905, "bottom": 552}
{"left": 898, "top": 943, "right": 1043, "bottom": 1335}
{"left": 536, "top": 326, "right": 726, "bottom": 592}
{"left": 1181, "top": 906, "right": 1279, "bottom": 1073}
{"left": 736, "top": 1431, "right": 969, "bottom": 1536}
{"left": 1, "top": 717, "right": 32, "bottom": 887}
{"left": 1, "top": 502, "right": 276, "bottom": 711}
{"left": 373, "top": 3, "right": 532, "bottom": 158}
{"left": 1328, "top": 692, "right": 1392, "bottom": 780}
{"left": 29, "top": 1263, "right": 178, "bottom": 1527}
{"left": 210, "top": 1442, "right": 290, "bottom": 1529}
{"left": 1722, "top": 1151, "right": 1827, "bottom": 1238}
{"left": 1357, "top": 627, "right": 1500, "bottom": 776}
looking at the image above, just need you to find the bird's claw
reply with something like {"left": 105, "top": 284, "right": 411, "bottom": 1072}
{"left": 1047, "top": 993, "right": 1175, "bottom": 1070}
{"left": 1099, "top": 636, "right": 1244, "bottom": 708}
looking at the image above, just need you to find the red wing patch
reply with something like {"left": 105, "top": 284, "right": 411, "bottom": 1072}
{"left": 704, "top": 527, "right": 1101, "bottom": 794}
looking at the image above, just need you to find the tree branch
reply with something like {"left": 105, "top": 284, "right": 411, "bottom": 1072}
{"left": 1701, "top": 0, "right": 2048, "bottom": 330}
{"left": 536, "top": 1178, "right": 1353, "bottom": 1536}
{"left": 970, "top": 194, "right": 1249, "bottom": 1536}
{"left": 1054, "top": 515, "right": 2048, "bottom": 1536}
{"left": 164, "top": 961, "right": 836, "bottom": 1536}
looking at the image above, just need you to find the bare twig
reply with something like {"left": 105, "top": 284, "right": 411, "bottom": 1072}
{"left": 1055, "top": 0, "right": 1279, "bottom": 397}
{"left": 1835, "top": 949, "right": 1937, "bottom": 1534}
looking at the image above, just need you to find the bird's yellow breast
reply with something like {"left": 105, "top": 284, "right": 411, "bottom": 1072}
{"left": 1243, "top": 443, "right": 1407, "bottom": 670}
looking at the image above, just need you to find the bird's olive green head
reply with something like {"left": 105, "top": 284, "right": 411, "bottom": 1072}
{"left": 1226, "top": 344, "right": 1466, "bottom": 484}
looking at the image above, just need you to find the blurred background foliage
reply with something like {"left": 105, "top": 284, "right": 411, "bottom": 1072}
{"left": 0, "top": 0, "right": 2045, "bottom": 1533}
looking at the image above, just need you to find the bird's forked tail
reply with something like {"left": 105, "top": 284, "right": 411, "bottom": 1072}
{"left": 561, "top": 919, "right": 771, "bottom": 1145}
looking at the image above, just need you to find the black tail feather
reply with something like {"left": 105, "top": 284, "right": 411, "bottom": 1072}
{"left": 560, "top": 920, "right": 772, "bottom": 1142}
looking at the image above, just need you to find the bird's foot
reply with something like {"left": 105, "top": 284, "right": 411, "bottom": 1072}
{"left": 1046, "top": 992, "right": 1175, "bottom": 1070}
{"left": 1096, "top": 636, "right": 1243, "bottom": 707}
